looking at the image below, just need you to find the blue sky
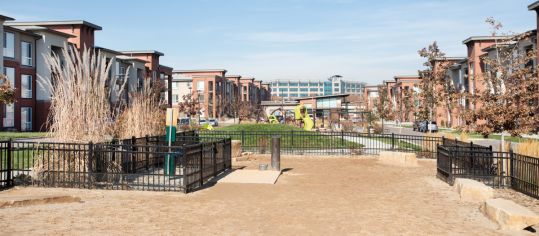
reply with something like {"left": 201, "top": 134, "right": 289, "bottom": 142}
{"left": 1, "top": 0, "right": 536, "bottom": 84}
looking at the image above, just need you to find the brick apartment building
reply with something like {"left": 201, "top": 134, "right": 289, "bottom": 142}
{"left": 171, "top": 70, "right": 271, "bottom": 119}
{"left": 2, "top": 17, "right": 174, "bottom": 131}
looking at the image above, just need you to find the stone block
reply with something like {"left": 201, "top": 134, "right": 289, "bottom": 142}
{"left": 378, "top": 151, "right": 418, "bottom": 167}
{"left": 231, "top": 140, "right": 242, "bottom": 157}
{"left": 481, "top": 198, "right": 539, "bottom": 230}
{"left": 453, "top": 178, "right": 493, "bottom": 202}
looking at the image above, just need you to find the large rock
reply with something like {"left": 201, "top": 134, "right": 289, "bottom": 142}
{"left": 378, "top": 151, "right": 418, "bottom": 167}
{"left": 481, "top": 198, "right": 539, "bottom": 230}
{"left": 453, "top": 178, "right": 493, "bottom": 202}
{"left": 231, "top": 140, "right": 242, "bottom": 157}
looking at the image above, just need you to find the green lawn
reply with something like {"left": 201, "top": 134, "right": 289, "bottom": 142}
{"left": 445, "top": 131, "right": 536, "bottom": 143}
{"left": 206, "top": 124, "right": 363, "bottom": 149}
{"left": 0, "top": 132, "right": 47, "bottom": 140}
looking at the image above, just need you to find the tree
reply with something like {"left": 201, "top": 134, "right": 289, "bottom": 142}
{"left": 376, "top": 86, "right": 393, "bottom": 130}
{"left": 0, "top": 74, "right": 15, "bottom": 104}
{"left": 178, "top": 94, "right": 200, "bottom": 118}
{"left": 463, "top": 18, "right": 539, "bottom": 138}
{"left": 236, "top": 101, "right": 252, "bottom": 124}
{"left": 401, "top": 88, "right": 414, "bottom": 122}
{"left": 417, "top": 41, "right": 458, "bottom": 125}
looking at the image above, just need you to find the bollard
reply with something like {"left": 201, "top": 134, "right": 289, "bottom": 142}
{"left": 271, "top": 135, "right": 281, "bottom": 171}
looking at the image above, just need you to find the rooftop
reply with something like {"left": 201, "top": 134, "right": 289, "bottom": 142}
{"left": 121, "top": 50, "right": 165, "bottom": 56}
{"left": 7, "top": 25, "right": 75, "bottom": 38}
{"left": 294, "top": 94, "right": 350, "bottom": 101}
{"left": 6, "top": 20, "right": 102, "bottom": 30}
{"left": 0, "top": 15, "right": 15, "bottom": 21}
{"left": 173, "top": 69, "right": 227, "bottom": 73}
{"left": 528, "top": 1, "right": 539, "bottom": 10}
{"left": 462, "top": 36, "right": 511, "bottom": 44}
{"left": 115, "top": 55, "right": 148, "bottom": 63}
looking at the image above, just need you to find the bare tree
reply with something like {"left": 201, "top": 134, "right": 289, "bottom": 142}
{"left": 463, "top": 18, "right": 539, "bottom": 140}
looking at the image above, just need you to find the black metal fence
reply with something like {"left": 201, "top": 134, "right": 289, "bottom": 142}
{"left": 199, "top": 130, "right": 442, "bottom": 158}
{"left": 0, "top": 132, "right": 231, "bottom": 193}
{"left": 437, "top": 141, "right": 538, "bottom": 199}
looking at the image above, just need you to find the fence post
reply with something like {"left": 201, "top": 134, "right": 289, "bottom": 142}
{"left": 7, "top": 139, "right": 12, "bottom": 188}
{"left": 199, "top": 144, "right": 204, "bottom": 187}
{"left": 442, "top": 136, "right": 445, "bottom": 146}
{"left": 271, "top": 135, "right": 281, "bottom": 171}
{"left": 88, "top": 141, "right": 94, "bottom": 186}
{"left": 131, "top": 136, "right": 136, "bottom": 173}
{"left": 509, "top": 147, "right": 514, "bottom": 184}
{"left": 241, "top": 130, "right": 245, "bottom": 152}
{"left": 391, "top": 133, "right": 395, "bottom": 150}
{"left": 145, "top": 135, "right": 150, "bottom": 171}
{"left": 213, "top": 143, "right": 217, "bottom": 178}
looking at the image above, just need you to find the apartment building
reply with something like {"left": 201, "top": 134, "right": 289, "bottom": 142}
{"left": 390, "top": 75, "right": 421, "bottom": 123}
{"left": 120, "top": 50, "right": 173, "bottom": 106}
{"left": 363, "top": 85, "right": 379, "bottom": 113}
{"left": 270, "top": 75, "right": 366, "bottom": 100}
{"left": 172, "top": 69, "right": 228, "bottom": 118}
{"left": 1, "top": 22, "right": 40, "bottom": 131}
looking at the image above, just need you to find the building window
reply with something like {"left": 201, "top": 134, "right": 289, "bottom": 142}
{"left": 3, "top": 32, "right": 14, "bottom": 58}
{"left": 3, "top": 104, "right": 14, "bottom": 128}
{"left": 21, "top": 74, "right": 32, "bottom": 98}
{"left": 21, "top": 107, "right": 32, "bottom": 131}
{"left": 172, "top": 94, "right": 179, "bottom": 103}
{"left": 197, "top": 81, "right": 205, "bottom": 91}
{"left": 198, "top": 94, "right": 205, "bottom": 103}
{"left": 3, "top": 67, "right": 15, "bottom": 88}
{"left": 172, "top": 82, "right": 178, "bottom": 89}
{"left": 21, "top": 42, "right": 33, "bottom": 66}
{"left": 290, "top": 88, "right": 298, "bottom": 92}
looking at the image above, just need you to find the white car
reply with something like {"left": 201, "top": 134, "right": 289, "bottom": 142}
{"left": 208, "top": 119, "right": 219, "bottom": 126}
{"left": 428, "top": 121, "right": 438, "bottom": 133}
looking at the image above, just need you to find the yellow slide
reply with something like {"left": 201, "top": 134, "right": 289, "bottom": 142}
{"left": 294, "top": 104, "right": 314, "bottom": 131}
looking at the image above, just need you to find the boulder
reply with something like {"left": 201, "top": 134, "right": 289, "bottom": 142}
{"left": 453, "top": 178, "right": 493, "bottom": 202}
{"left": 378, "top": 151, "right": 418, "bottom": 167}
{"left": 231, "top": 140, "right": 242, "bottom": 157}
{"left": 481, "top": 198, "right": 539, "bottom": 230}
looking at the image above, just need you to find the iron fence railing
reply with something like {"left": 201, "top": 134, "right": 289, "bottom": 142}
{"left": 437, "top": 143, "right": 538, "bottom": 199}
{"left": 0, "top": 133, "right": 231, "bottom": 193}
{"left": 198, "top": 130, "right": 442, "bottom": 158}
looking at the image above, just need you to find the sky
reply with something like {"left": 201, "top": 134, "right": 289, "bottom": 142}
{"left": 0, "top": 0, "right": 536, "bottom": 84}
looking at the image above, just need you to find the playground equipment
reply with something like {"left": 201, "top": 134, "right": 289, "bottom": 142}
{"left": 268, "top": 115, "right": 279, "bottom": 124}
{"left": 294, "top": 104, "right": 314, "bottom": 131}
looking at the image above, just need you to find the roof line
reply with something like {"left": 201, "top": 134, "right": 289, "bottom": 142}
{"left": 6, "top": 20, "right": 102, "bottom": 30}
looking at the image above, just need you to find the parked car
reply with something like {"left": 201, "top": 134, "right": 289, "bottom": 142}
{"left": 208, "top": 118, "right": 218, "bottom": 126}
{"left": 412, "top": 120, "right": 421, "bottom": 131}
{"left": 428, "top": 121, "right": 438, "bottom": 133}
{"left": 418, "top": 120, "right": 428, "bottom": 133}
{"left": 199, "top": 119, "right": 208, "bottom": 125}
{"left": 179, "top": 117, "right": 191, "bottom": 126}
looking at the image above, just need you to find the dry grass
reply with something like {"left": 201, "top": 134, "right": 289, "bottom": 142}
{"left": 43, "top": 45, "right": 126, "bottom": 143}
{"left": 115, "top": 80, "right": 165, "bottom": 139}
{"left": 422, "top": 132, "right": 442, "bottom": 152}
{"left": 515, "top": 140, "right": 539, "bottom": 158}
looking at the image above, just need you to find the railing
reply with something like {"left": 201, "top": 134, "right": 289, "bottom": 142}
{"left": 199, "top": 130, "right": 442, "bottom": 158}
{"left": 0, "top": 133, "right": 231, "bottom": 193}
{"left": 437, "top": 142, "right": 538, "bottom": 199}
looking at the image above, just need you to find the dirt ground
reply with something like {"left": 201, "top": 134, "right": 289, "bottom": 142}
{"left": 0, "top": 155, "right": 538, "bottom": 235}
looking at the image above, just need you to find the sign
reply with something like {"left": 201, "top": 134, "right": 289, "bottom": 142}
{"left": 166, "top": 108, "right": 179, "bottom": 126}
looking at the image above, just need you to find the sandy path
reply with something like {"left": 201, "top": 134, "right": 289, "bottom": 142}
{"left": 0, "top": 155, "right": 534, "bottom": 235}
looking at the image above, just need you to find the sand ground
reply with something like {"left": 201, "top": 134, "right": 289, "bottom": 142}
{"left": 0, "top": 155, "right": 537, "bottom": 236}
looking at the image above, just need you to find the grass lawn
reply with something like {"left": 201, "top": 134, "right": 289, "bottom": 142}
{"left": 0, "top": 132, "right": 47, "bottom": 140}
{"left": 444, "top": 131, "right": 536, "bottom": 143}
{"left": 206, "top": 124, "right": 363, "bottom": 149}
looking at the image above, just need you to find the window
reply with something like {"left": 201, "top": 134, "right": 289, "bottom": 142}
{"left": 172, "top": 94, "right": 179, "bottom": 103}
{"left": 21, "top": 74, "right": 32, "bottom": 98}
{"left": 198, "top": 94, "right": 205, "bottom": 103}
{"left": 289, "top": 83, "right": 298, "bottom": 86}
{"left": 300, "top": 88, "right": 308, "bottom": 92}
{"left": 3, "top": 67, "right": 15, "bottom": 88}
{"left": 279, "top": 88, "right": 288, "bottom": 92}
{"left": 197, "top": 81, "right": 205, "bottom": 91}
{"left": 3, "top": 32, "right": 14, "bottom": 58}
{"left": 172, "top": 82, "right": 178, "bottom": 89}
{"left": 289, "top": 88, "right": 298, "bottom": 92}
{"left": 3, "top": 104, "right": 14, "bottom": 128}
{"left": 299, "top": 83, "right": 308, "bottom": 87}
{"left": 21, "top": 42, "right": 32, "bottom": 66}
{"left": 21, "top": 107, "right": 32, "bottom": 131}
